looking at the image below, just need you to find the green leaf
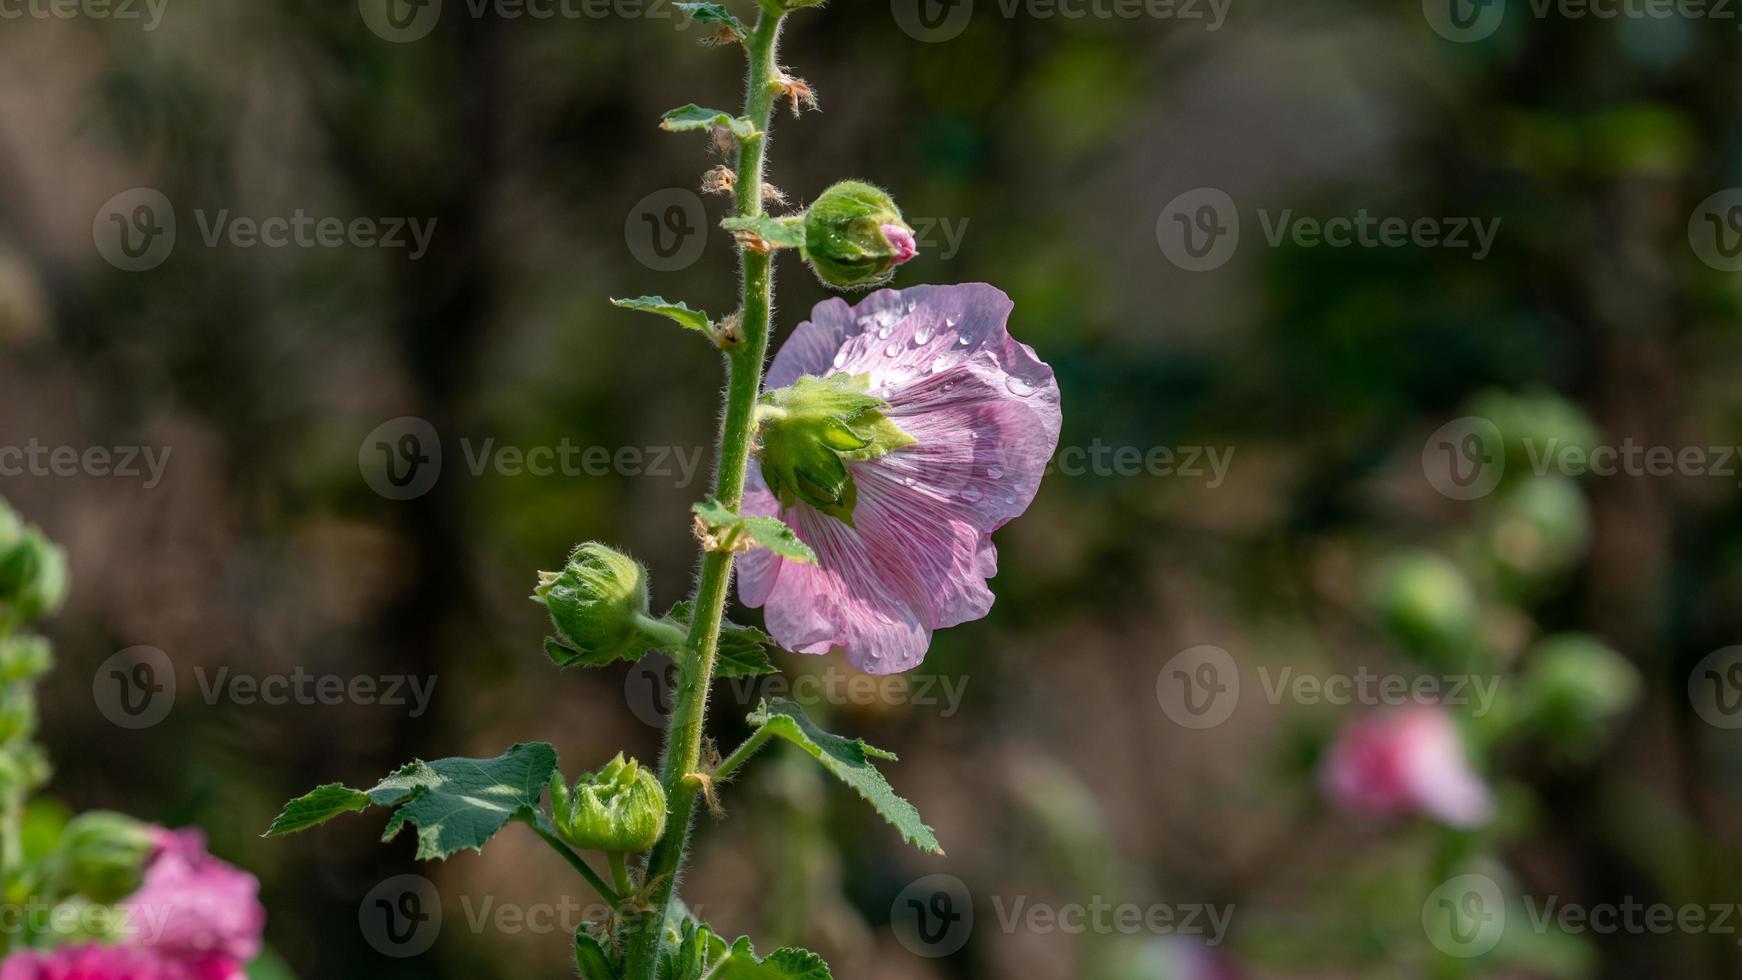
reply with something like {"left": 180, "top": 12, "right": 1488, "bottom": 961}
{"left": 574, "top": 928, "right": 617, "bottom": 980}
{"left": 675, "top": 1, "right": 746, "bottom": 38}
{"left": 709, "top": 938, "right": 833, "bottom": 980}
{"left": 611, "top": 296, "right": 713, "bottom": 336}
{"left": 265, "top": 743, "right": 559, "bottom": 861}
{"left": 263, "top": 784, "right": 370, "bottom": 835}
{"left": 661, "top": 104, "right": 759, "bottom": 141}
{"left": 692, "top": 498, "right": 817, "bottom": 565}
{"left": 666, "top": 600, "right": 777, "bottom": 678}
{"left": 747, "top": 699, "right": 941, "bottom": 855}
{"left": 719, "top": 215, "right": 806, "bottom": 249}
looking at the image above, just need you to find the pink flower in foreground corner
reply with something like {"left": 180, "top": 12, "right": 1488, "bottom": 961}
{"left": 1319, "top": 706, "right": 1495, "bottom": 828}
{"left": 0, "top": 828, "right": 264, "bottom": 980}
{"left": 739, "top": 283, "right": 1062, "bottom": 674}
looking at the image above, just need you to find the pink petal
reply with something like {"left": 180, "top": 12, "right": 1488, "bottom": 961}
{"left": 739, "top": 284, "right": 1062, "bottom": 672}
{"left": 123, "top": 830, "right": 265, "bottom": 963}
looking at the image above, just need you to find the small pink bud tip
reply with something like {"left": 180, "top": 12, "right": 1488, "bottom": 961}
{"left": 881, "top": 224, "right": 918, "bottom": 266}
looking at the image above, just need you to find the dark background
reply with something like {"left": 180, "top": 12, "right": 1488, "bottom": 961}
{"left": 1, "top": 0, "right": 1741, "bottom": 977}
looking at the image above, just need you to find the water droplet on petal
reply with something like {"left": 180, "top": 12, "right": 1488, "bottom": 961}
{"left": 833, "top": 350, "right": 848, "bottom": 368}
{"left": 902, "top": 476, "right": 917, "bottom": 487}
{"left": 885, "top": 343, "right": 901, "bottom": 357}
{"left": 956, "top": 331, "right": 972, "bottom": 346}
{"left": 930, "top": 355, "right": 953, "bottom": 375}
{"left": 961, "top": 488, "right": 983, "bottom": 503}
{"left": 878, "top": 326, "right": 892, "bottom": 339}
{"left": 1006, "top": 377, "right": 1037, "bottom": 397}
{"left": 987, "top": 465, "right": 1004, "bottom": 479}
{"left": 940, "top": 380, "right": 957, "bottom": 393}
{"left": 913, "top": 324, "right": 934, "bottom": 345}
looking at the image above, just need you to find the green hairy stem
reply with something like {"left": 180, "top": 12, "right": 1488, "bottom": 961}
{"left": 622, "top": 9, "right": 787, "bottom": 977}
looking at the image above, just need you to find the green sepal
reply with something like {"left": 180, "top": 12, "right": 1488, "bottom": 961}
{"left": 692, "top": 498, "right": 817, "bottom": 564}
{"left": 720, "top": 216, "right": 805, "bottom": 249}
{"left": 661, "top": 104, "right": 760, "bottom": 141}
{"left": 756, "top": 374, "right": 914, "bottom": 525}
{"left": 675, "top": 2, "right": 746, "bottom": 39}
{"left": 746, "top": 699, "right": 941, "bottom": 855}
{"left": 659, "top": 918, "right": 731, "bottom": 980}
{"left": 665, "top": 600, "right": 778, "bottom": 678}
{"left": 711, "top": 937, "right": 833, "bottom": 979}
{"left": 575, "top": 928, "right": 618, "bottom": 980}
{"left": 612, "top": 296, "right": 713, "bottom": 337}
{"left": 264, "top": 743, "right": 559, "bottom": 861}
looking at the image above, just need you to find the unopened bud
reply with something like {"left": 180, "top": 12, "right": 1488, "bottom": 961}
{"left": 799, "top": 181, "right": 917, "bottom": 290}
{"left": 549, "top": 753, "right": 668, "bottom": 853}
{"left": 51, "top": 811, "right": 155, "bottom": 904}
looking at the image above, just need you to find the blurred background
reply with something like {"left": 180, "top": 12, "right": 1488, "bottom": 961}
{"left": 1, "top": 0, "right": 1741, "bottom": 976}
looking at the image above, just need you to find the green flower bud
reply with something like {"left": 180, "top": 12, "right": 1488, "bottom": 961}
{"left": 0, "top": 526, "right": 68, "bottom": 622}
{"left": 1486, "top": 476, "right": 1591, "bottom": 593}
{"left": 549, "top": 753, "right": 668, "bottom": 853}
{"left": 0, "top": 634, "right": 52, "bottom": 684}
{"left": 50, "top": 811, "right": 155, "bottom": 903}
{"left": 757, "top": 374, "right": 915, "bottom": 524}
{"left": 534, "top": 544, "right": 680, "bottom": 664}
{"left": 1469, "top": 388, "right": 1599, "bottom": 471}
{"left": 1519, "top": 634, "right": 1638, "bottom": 753}
{"left": 1367, "top": 551, "right": 1479, "bottom": 666}
{"left": 0, "top": 685, "right": 36, "bottom": 743}
{"left": 799, "top": 181, "right": 917, "bottom": 290}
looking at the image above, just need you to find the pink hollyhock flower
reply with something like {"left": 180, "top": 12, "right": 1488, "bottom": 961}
{"left": 122, "top": 829, "right": 264, "bottom": 964}
{"left": 739, "top": 283, "right": 1062, "bottom": 674}
{"left": 1320, "top": 707, "right": 1494, "bottom": 828}
{"left": 0, "top": 945, "right": 241, "bottom": 980}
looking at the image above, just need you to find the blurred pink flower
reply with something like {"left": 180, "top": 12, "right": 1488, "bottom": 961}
{"left": 1, "top": 827, "right": 265, "bottom": 980}
{"left": 739, "top": 284, "right": 1062, "bottom": 674}
{"left": 1320, "top": 707, "right": 1494, "bottom": 828}
{"left": 124, "top": 829, "right": 265, "bottom": 963}
{"left": 0, "top": 945, "right": 241, "bottom": 980}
